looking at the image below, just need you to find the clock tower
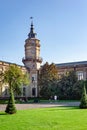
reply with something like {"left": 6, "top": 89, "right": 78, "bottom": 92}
{"left": 22, "top": 20, "right": 42, "bottom": 97}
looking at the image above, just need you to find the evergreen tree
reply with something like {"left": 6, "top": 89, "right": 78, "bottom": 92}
{"left": 79, "top": 84, "right": 87, "bottom": 109}
{"left": 5, "top": 88, "right": 17, "bottom": 114}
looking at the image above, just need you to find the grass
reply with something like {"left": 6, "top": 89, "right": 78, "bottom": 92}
{"left": 0, "top": 107, "right": 87, "bottom": 130}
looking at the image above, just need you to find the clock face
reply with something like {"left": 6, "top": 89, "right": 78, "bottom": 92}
{"left": 31, "top": 49, "right": 35, "bottom": 54}
{"left": 31, "top": 40, "right": 35, "bottom": 43}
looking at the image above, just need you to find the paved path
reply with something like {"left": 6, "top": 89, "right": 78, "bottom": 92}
{"left": 0, "top": 102, "right": 80, "bottom": 111}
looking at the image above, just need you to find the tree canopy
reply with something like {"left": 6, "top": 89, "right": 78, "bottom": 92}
{"left": 3, "top": 64, "right": 29, "bottom": 95}
{"left": 56, "top": 71, "right": 84, "bottom": 100}
{"left": 38, "top": 62, "right": 58, "bottom": 98}
{"left": 38, "top": 63, "right": 84, "bottom": 100}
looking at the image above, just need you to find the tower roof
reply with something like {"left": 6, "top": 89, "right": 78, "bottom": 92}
{"left": 28, "top": 18, "right": 36, "bottom": 39}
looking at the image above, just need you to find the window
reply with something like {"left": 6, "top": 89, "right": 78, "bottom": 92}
{"left": 23, "top": 87, "right": 26, "bottom": 96}
{"left": 32, "top": 74, "right": 37, "bottom": 81}
{"left": 32, "top": 77, "right": 34, "bottom": 82}
{"left": 77, "top": 72, "right": 83, "bottom": 80}
{"left": 32, "top": 88, "right": 36, "bottom": 96}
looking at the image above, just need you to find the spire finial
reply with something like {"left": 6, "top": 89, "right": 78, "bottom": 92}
{"left": 28, "top": 17, "right": 36, "bottom": 39}
{"left": 30, "top": 17, "right": 33, "bottom": 20}
{"left": 30, "top": 17, "right": 33, "bottom": 25}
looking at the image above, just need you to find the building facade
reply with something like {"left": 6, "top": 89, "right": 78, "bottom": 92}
{"left": 0, "top": 21, "right": 87, "bottom": 98}
{"left": 0, "top": 60, "right": 87, "bottom": 97}
{"left": 0, "top": 61, "right": 27, "bottom": 97}
{"left": 56, "top": 61, "right": 87, "bottom": 80}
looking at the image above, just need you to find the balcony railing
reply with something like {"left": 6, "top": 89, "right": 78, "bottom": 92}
{"left": 22, "top": 56, "right": 43, "bottom": 63}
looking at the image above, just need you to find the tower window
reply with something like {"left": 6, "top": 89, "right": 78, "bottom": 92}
{"left": 32, "top": 77, "right": 34, "bottom": 82}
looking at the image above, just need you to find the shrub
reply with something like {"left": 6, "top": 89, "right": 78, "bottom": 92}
{"left": 79, "top": 84, "right": 87, "bottom": 109}
{"left": 5, "top": 89, "right": 17, "bottom": 114}
{"left": 33, "top": 98, "right": 39, "bottom": 103}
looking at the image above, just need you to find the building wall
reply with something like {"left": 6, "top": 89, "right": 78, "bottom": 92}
{"left": 0, "top": 60, "right": 29, "bottom": 98}
{"left": 57, "top": 63, "right": 87, "bottom": 80}
{"left": 0, "top": 60, "right": 87, "bottom": 98}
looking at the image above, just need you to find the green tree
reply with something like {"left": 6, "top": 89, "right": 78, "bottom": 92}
{"left": 57, "top": 71, "right": 83, "bottom": 100}
{"left": 79, "top": 84, "right": 87, "bottom": 109}
{"left": 5, "top": 87, "right": 17, "bottom": 114}
{"left": 38, "top": 62, "right": 58, "bottom": 99}
{"left": 2, "top": 64, "right": 29, "bottom": 114}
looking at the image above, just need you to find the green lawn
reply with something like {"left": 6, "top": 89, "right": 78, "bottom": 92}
{"left": 0, "top": 107, "right": 87, "bottom": 130}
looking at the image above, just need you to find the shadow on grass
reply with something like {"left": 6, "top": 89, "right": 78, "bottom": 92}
{"left": 0, "top": 112, "right": 7, "bottom": 115}
{"left": 47, "top": 106, "right": 80, "bottom": 111}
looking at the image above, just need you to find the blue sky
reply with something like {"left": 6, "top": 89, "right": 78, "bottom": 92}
{"left": 0, "top": 0, "right": 87, "bottom": 65}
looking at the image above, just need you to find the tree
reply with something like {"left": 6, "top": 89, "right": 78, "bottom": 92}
{"left": 56, "top": 71, "right": 83, "bottom": 100}
{"left": 79, "top": 84, "right": 87, "bottom": 109}
{"left": 4, "top": 65, "right": 29, "bottom": 94}
{"left": 2, "top": 64, "right": 29, "bottom": 114}
{"left": 38, "top": 62, "right": 58, "bottom": 99}
{"left": 5, "top": 87, "right": 17, "bottom": 114}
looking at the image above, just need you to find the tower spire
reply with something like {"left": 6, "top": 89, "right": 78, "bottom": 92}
{"left": 28, "top": 17, "right": 36, "bottom": 39}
